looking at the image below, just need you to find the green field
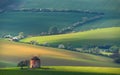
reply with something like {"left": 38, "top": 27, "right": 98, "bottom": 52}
{"left": 74, "top": 18, "right": 120, "bottom": 31}
{"left": 0, "top": 61, "right": 16, "bottom": 68}
{"left": 0, "top": 1, "right": 120, "bottom": 75}
{"left": 1, "top": 40, "right": 120, "bottom": 68}
{"left": 0, "top": 0, "right": 120, "bottom": 35}
{"left": 21, "top": 0, "right": 120, "bottom": 13}
{"left": 0, "top": 12, "right": 95, "bottom": 35}
{"left": 0, "top": 0, "right": 21, "bottom": 9}
{"left": 0, "top": 66, "right": 120, "bottom": 75}
{"left": 21, "top": 27, "right": 120, "bottom": 47}
{"left": 1, "top": 0, "right": 120, "bottom": 13}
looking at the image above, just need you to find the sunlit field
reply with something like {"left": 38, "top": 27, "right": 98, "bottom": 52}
{"left": 0, "top": 40, "right": 119, "bottom": 67}
{"left": 0, "top": 66, "right": 120, "bottom": 75}
{"left": 21, "top": 27, "right": 120, "bottom": 47}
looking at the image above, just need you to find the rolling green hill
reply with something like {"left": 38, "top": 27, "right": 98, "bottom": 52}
{"left": 0, "top": 0, "right": 119, "bottom": 35}
{"left": 0, "top": 40, "right": 119, "bottom": 68}
{"left": 0, "top": 12, "right": 95, "bottom": 35}
{"left": 21, "top": 27, "right": 120, "bottom": 47}
{"left": 74, "top": 18, "right": 120, "bottom": 31}
{"left": 0, "top": 66, "right": 120, "bottom": 75}
{"left": 21, "top": 0, "right": 120, "bottom": 13}
{"left": 0, "top": 0, "right": 21, "bottom": 9}
{"left": 0, "top": 61, "right": 16, "bottom": 68}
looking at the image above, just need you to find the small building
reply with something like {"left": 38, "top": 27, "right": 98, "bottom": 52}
{"left": 12, "top": 37, "right": 19, "bottom": 41}
{"left": 30, "top": 56, "right": 41, "bottom": 68}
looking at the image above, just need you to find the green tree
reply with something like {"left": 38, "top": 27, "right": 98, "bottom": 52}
{"left": 110, "top": 45, "right": 119, "bottom": 53}
{"left": 18, "top": 32, "right": 24, "bottom": 39}
{"left": 49, "top": 26, "right": 59, "bottom": 35}
{"left": 66, "top": 43, "right": 74, "bottom": 50}
{"left": 110, "top": 46, "right": 119, "bottom": 57}
{"left": 58, "top": 44, "right": 65, "bottom": 49}
{"left": 94, "top": 47, "right": 100, "bottom": 54}
{"left": 17, "top": 60, "right": 29, "bottom": 69}
{"left": 114, "top": 58, "right": 120, "bottom": 64}
{"left": 30, "top": 40, "right": 38, "bottom": 45}
{"left": 111, "top": 47, "right": 120, "bottom": 58}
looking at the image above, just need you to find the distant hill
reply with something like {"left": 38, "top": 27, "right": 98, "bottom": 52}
{"left": 0, "top": 0, "right": 21, "bottom": 10}
{"left": 74, "top": 18, "right": 120, "bottom": 32}
{"left": 21, "top": 0, "right": 120, "bottom": 14}
{"left": 0, "top": 0, "right": 119, "bottom": 35}
{"left": 22, "top": 0, "right": 120, "bottom": 31}
{"left": 21, "top": 27, "right": 120, "bottom": 47}
{"left": 0, "top": 12, "right": 96, "bottom": 35}
{"left": 0, "top": 40, "right": 119, "bottom": 68}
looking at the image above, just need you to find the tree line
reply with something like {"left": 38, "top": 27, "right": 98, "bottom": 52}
{"left": 11, "top": 8, "right": 104, "bottom": 15}
{"left": 28, "top": 40, "right": 120, "bottom": 64}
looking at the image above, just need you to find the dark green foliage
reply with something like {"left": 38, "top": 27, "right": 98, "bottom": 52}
{"left": 109, "top": 46, "right": 119, "bottom": 53}
{"left": 17, "top": 60, "right": 29, "bottom": 69}
{"left": 65, "top": 43, "right": 75, "bottom": 51}
{"left": 110, "top": 46, "right": 120, "bottom": 58}
{"left": 29, "top": 40, "right": 39, "bottom": 45}
{"left": 114, "top": 58, "right": 120, "bottom": 64}
{"left": 49, "top": 26, "right": 59, "bottom": 35}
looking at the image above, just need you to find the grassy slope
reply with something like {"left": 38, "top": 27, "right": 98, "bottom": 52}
{"left": 0, "top": 12, "right": 94, "bottom": 35}
{"left": 0, "top": 0, "right": 120, "bottom": 35}
{"left": 0, "top": 66, "right": 120, "bottom": 75}
{"left": 22, "top": 0, "right": 120, "bottom": 29}
{"left": 21, "top": 27, "right": 120, "bottom": 47}
{"left": 21, "top": 0, "right": 120, "bottom": 27}
{"left": 0, "top": 61, "right": 16, "bottom": 68}
{"left": 0, "top": 0, "right": 21, "bottom": 9}
{"left": 22, "top": 0, "right": 120, "bottom": 13}
{"left": 75, "top": 18, "right": 120, "bottom": 31}
{"left": 0, "top": 40, "right": 119, "bottom": 67}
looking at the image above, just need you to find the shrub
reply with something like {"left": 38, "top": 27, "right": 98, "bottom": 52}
{"left": 58, "top": 44, "right": 65, "bottom": 49}
{"left": 114, "top": 58, "right": 120, "bottom": 64}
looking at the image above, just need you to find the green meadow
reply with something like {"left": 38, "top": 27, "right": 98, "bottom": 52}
{"left": 21, "top": 27, "right": 120, "bottom": 47}
{"left": 0, "top": 61, "right": 16, "bottom": 68}
{"left": 74, "top": 18, "right": 120, "bottom": 31}
{"left": 0, "top": 0, "right": 120, "bottom": 75}
{"left": 22, "top": 0, "right": 120, "bottom": 13}
{"left": 0, "top": 12, "right": 95, "bottom": 35}
{"left": 0, "top": 66, "right": 120, "bottom": 75}
{"left": 0, "top": 0, "right": 120, "bottom": 35}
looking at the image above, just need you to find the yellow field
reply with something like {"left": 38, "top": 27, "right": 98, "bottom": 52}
{"left": 0, "top": 41, "right": 70, "bottom": 57}
{"left": 0, "top": 40, "right": 120, "bottom": 67}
